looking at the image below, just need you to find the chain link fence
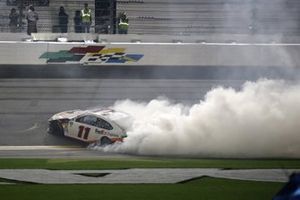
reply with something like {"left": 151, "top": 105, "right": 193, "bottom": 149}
{"left": 0, "top": 0, "right": 300, "bottom": 35}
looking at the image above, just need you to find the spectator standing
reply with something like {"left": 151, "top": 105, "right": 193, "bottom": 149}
{"left": 58, "top": 6, "right": 68, "bottom": 33}
{"left": 26, "top": 5, "right": 38, "bottom": 35}
{"left": 118, "top": 12, "right": 129, "bottom": 34}
{"left": 74, "top": 10, "right": 82, "bottom": 33}
{"left": 9, "top": 8, "right": 19, "bottom": 32}
{"left": 80, "top": 3, "right": 92, "bottom": 33}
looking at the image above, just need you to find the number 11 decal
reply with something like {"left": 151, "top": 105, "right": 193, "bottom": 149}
{"left": 78, "top": 125, "right": 91, "bottom": 140}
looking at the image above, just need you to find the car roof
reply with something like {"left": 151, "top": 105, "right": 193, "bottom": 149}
{"left": 85, "top": 108, "right": 131, "bottom": 123}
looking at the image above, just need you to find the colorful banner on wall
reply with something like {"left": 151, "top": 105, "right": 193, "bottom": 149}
{"left": 39, "top": 45, "right": 144, "bottom": 64}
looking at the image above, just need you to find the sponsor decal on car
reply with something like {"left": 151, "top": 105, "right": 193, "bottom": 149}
{"left": 95, "top": 129, "right": 120, "bottom": 138}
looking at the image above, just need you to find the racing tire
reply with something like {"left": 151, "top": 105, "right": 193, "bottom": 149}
{"left": 101, "top": 137, "right": 112, "bottom": 146}
{"left": 48, "top": 120, "right": 64, "bottom": 136}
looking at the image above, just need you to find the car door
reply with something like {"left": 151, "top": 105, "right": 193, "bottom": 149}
{"left": 67, "top": 115, "right": 99, "bottom": 142}
{"left": 94, "top": 117, "right": 114, "bottom": 137}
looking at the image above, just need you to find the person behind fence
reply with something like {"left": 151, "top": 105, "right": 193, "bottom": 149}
{"left": 80, "top": 3, "right": 92, "bottom": 33}
{"left": 9, "top": 8, "right": 19, "bottom": 32}
{"left": 118, "top": 12, "right": 129, "bottom": 34}
{"left": 26, "top": 5, "right": 38, "bottom": 35}
{"left": 74, "top": 10, "right": 82, "bottom": 33}
{"left": 58, "top": 6, "right": 68, "bottom": 33}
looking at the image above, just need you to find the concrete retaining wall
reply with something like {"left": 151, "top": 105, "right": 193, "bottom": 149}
{"left": 1, "top": 34, "right": 300, "bottom": 67}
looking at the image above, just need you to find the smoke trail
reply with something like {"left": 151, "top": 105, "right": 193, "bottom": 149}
{"left": 92, "top": 79, "right": 300, "bottom": 158}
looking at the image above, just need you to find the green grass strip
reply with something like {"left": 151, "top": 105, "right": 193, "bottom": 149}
{"left": 0, "top": 177, "right": 284, "bottom": 200}
{"left": 0, "top": 158, "right": 299, "bottom": 169}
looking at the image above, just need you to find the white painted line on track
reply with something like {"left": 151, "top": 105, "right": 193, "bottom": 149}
{"left": 2, "top": 41, "right": 300, "bottom": 46}
{"left": 0, "top": 146, "right": 83, "bottom": 151}
{"left": 0, "top": 169, "right": 297, "bottom": 184}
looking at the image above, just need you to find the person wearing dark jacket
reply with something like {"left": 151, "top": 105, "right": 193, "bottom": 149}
{"left": 73, "top": 10, "right": 82, "bottom": 33}
{"left": 58, "top": 6, "right": 68, "bottom": 33}
{"left": 9, "top": 8, "right": 19, "bottom": 32}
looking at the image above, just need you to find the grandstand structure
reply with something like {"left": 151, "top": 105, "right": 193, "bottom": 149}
{"left": 0, "top": 0, "right": 94, "bottom": 33}
{"left": 118, "top": 0, "right": 300, "bottom": 35}
{"left": 0, "top": 0, "right": 300, "bottom": 35}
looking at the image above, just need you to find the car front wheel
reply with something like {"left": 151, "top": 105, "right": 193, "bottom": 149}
{"left": 48, "top": 120, "right": 64, "bottom": 136}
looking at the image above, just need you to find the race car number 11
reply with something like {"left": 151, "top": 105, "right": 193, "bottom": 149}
{"left": 78, "top": 125, "right": 90, "bottom": 140}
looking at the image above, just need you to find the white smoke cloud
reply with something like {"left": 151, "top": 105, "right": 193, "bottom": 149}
{"left": 92, "top": 79, "right": 300, "bottom": 158}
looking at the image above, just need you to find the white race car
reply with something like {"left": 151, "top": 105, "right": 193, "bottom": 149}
{"left": 48, "top": 108, "right": 129, "bottom": 145}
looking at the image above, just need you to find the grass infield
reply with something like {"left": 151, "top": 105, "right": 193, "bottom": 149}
{"left": 0, "top": 177, "right": 284, "bottom": 200}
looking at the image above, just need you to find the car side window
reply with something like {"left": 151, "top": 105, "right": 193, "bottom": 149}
{"left": 96, "top": 118, "right": 113, "bottom": 130}
{"left": 76, "top": 115, "right": 97, "bottom": 126}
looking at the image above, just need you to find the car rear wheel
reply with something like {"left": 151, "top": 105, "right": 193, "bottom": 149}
{"left": 101, "top": 137, "right": 112, "bottom": 146}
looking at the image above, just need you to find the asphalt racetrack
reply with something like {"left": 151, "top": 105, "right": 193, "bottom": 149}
{"left": 0, "top": 64, "right": 299, "bottom": 157}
